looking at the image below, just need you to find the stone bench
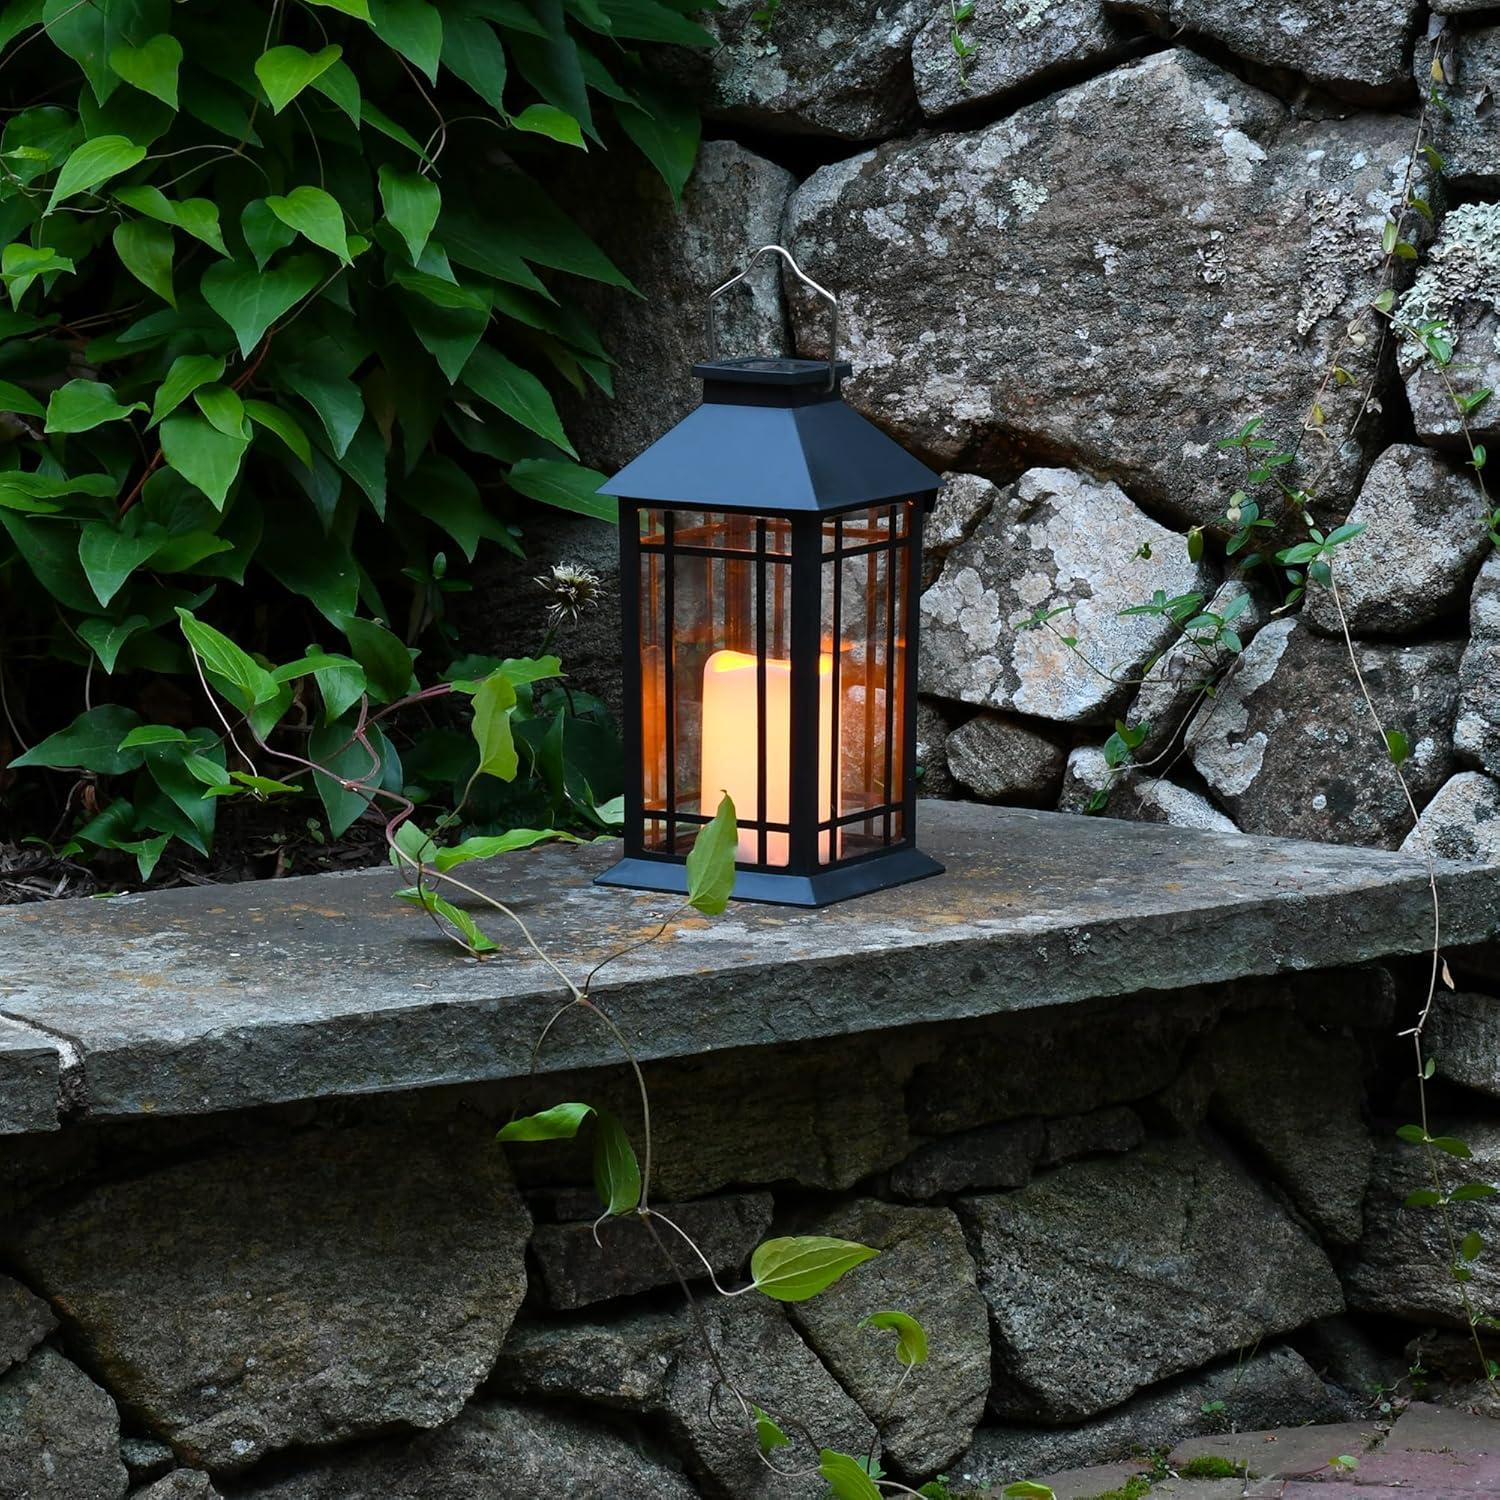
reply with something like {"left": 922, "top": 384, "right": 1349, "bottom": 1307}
{"left": 1, "top": 803, "right": 1498, "bottom": 1498}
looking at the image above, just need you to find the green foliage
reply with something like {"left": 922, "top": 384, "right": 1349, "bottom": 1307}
{"left": 0, "top": 0, "right": 707, "bottom": 879}
{"left": 686, "top": 790, "right": 737, "bottom": 914}
{"left": 864, "top": 1309, "right": 928, "bottom": 1366}
{"left": 750, "top": 1235, "right": 880, "bottom": 1303}
{"left": 496, "top": 1100, "right": 641, "bottom": 1214}
{"left": 819, "top": 1449, "right": 882, "bottom": 1500}
{"left": 1179, "top": 1456, "right": 1241, "bottom": 1480}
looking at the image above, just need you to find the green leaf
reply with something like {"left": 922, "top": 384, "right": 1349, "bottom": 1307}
{"left": 160, "top": 412, "right": 248, "bottom": 509}
{"left": 79, "top": 614, "right": 149, "bottom": 673}
{"left": 507, "top": 458, "right": 615, "bottom": 521}
{"left": 1396, "top": 1123, "right": 1428, "bottom": 1145}
{"left": 78, "top": 519, "right": 162, "bottom": 606}
{"left": 395, "top": 883, "right": 499, "bottom": 952}
{"left": 1003, "top": 1486, "right": 1058, "bottom": 1500}
{"left": 1371, "top": 287, "right": 1396, "bottom": 313}
{"left": 42, "top": 0, "right": 124, "bottom": 104}
{"left": 818, "top": 1450, "right": 882, "bottom": 1500}
{"left": 266, "top": 185, "right": 351, "bottom": 263}
{"left": 244, "top": 399, "right": 312, "bottom": 466}
{"left": 513, "top": 102, "right": 584, "bottom": 147}
{"left": 601, "top": 0, "right": 715, "bottom": 44}
{"left": 242, "top": 198, "right": 298, "bottom": 269}
{"left": 45, "top": 378, "right": 145, "bottom": 434}
{"left": 1404, "top": 1189, "right": 1443, "bottom": 1209}
{"left": 864, "top": 1310, "right": 928, "bottom": 1366}
{"left": 685, "top": 791, "right": 736, "bottom": 915}
{"left": 1452, "top": 1184, "right": 1499, "bottom": 1202}
{"left": 342, "top": 616, "right": 413, "bottom": 701}
{"left": 275, "top": 650, "right": 366, "bottom": 722}
{"left": 378, "top": 165, "right": 441, "bottom": 263}
{"left": 399, "top": 271, "right": 489, "bottom": 382}
{"left": 310, "top": 58, "right": 362, "bottom": 124}
{"left": 592, "top": 1106, "right": 641, "bottom": 1214}
{"left": 750, "top": 1235, "right": 879, "bottom": 1303}
{"left": 1431, "top": 1136, "right": 1474, "bottom": 1160}
{"left": 176, "top": 608, "right": 280, "bottom": 709}
{"left": 432, "top": 828, "right": 579, "bottom": 870}
{"left": 616, "top": 90, "right": 698, "bottom": 203}
{"left": 195, "top": 384, "right": 248, "bottom": 439}
{"left": 254, "top": 44, "right": 343, "bottom": 114}
{"left": 201, "top": 254, "right": 324, "bottom": 358}
{"left": 45, "top": 133, "right": 146, "bottom": 214}
{"left": 116, "top": 185, "right": 229, "bottom": 257}
{"left": 150, "top": 354, "right": 226, "bottom": 427}
{"left": 118, "top": 725, "right": 189, "bottom": 750}
{"left": 1386, "top": 728, "right": 1410, "bottom": 767}
{"left": 309, "top": 0, "right": 372, "bottom": 16}
{"left": 108, "top": 33, "right": 183, "bottom": 108}
{"left": 280, "top": 362, "right": 363, "bottom": 458}
{"left": 463, "top": 343, "right": 575, "bottom": 456}
{"left": 471, "top": 670, "right": 519, "bottom": 781}
{"left": 753, "top": 1408, "right": 790, "bottom": 1457}
{"left": 388, "top": 818, "right": 438, "bottom": 868}
{"left": 113, "top": 217, "right": 175, "bottom": 305}
{"left": 497, "top": 1101, "right": 594, "bottom": 1141}
{"left": 370, "top": 0, "right": 443, "bottom": 82}
{"left": 441, "top": 12, "right": 508, "bottom": 105}
{"left": 308, "top": 717, "right": 399, "bottom": 834}
{"left": 1461, "top": 1230, "right": 1484, "bottom": 1262}
{"left": 0, "top": 379, "right": 43, "bottom": 417}
{"left": 9, "top": 704, "right": 144, "bottom": 774}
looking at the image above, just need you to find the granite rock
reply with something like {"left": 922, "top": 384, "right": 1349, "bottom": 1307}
{"left": 663, "top": 1294, "right": 879, "bottom": 1498}
{"left": 915, "top": 698, "right": 962, "bottom": 796}
{"left": 1430, "top": 25, "right": 1500, "bottom": 192}
{"left": 909, "top": 997, "right": 1206, "bottom": 1135}
{"left": 920, "top": 468, "right": 1213, "bottom": 722}
{"left": 1345, "top": 1123, "right": 1500, "bottom": 1327}
{"left": 912, "top": 0, "right": 1134, "bottom": 120}
{"left": 0, "top": 1273, "right": 54, "bottom": 1377}
{"left": 889, "top": 1118, "right": 1043, "bottom": 1199}
{"left": 8, "top": 1125, "right": 531, "bottom": 1471}
{"left": 1119, "top": 0, "right": 1421, "bottom": 100}
{"left": 954, "top": 1345, "right": 1341, "bottom": 1487}
{"left": 530, "top": 1191, "right": 772, "bottom": 1310}
{"left": 1039, "top": 1106, "right": 1145, "bottom": 1167}
{"left": 662, "top": 0, "right": 927, "bottom": 141}
{"left": 135, "top": 1474, "right": 220, "bottom": 1499}
{"left": 958, "top": 1137, "right": 1344, "bottom": 1421}
{"left": 238, "top": 1399, "right": 698, "bottom": 1499}
{"left": 1456, "top": 641, "right": 1500, "bottom": 780}
{"left": 925, "top": 473, "right": 998, "bottom": 587}
{"left": 1206, "top": 1009, "right": 1373, "bottom": 1246}
{"left": 1186, "top": 619, "right": 1461, "bottom": 848}
{"left": 491, "top": 1308, "right": 688, "bottom": 1409}
{"left": 1429, "top": 992, "right": 1500, "bottom": 1100}
{"left": 1302, "top": 446, "right": 1489, "bottom": 638}
{"left": 790, "top": 1200, "right": 992, "bottom": 1476}
{"left": 1402, "top": 772, "right": 1500, "bottom": 864}
{"left": 1059, "top": 748, "right": 1240, "bottom": 833}
{"left": 0, "top": 1346, "right": 128, "bottom": 1500}
{"left": 1398, "top": 202, "right": 1500, "bottom": 449}
{"left": 785, "top": 50, "right": 1420, "bottom": 527}
{"left": 1128, "top": 581, "right": 1267, "bottom": 761}
{"left": 555, "top": 138, "right": 794, "bottom": 474}
{"left": 946, "top": 713, "right": 1067, "bottom": 805}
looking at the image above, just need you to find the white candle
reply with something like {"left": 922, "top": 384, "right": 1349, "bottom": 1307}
{"left": 700, "top": 649, "right": 835, "bottom": 865}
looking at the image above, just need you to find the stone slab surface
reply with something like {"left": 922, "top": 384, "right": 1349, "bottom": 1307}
{"left": 1, "top": 803, "right": 1497, "bottom": 1131}
{"left": 0, "top": 1017, "right": 62, "bottom": 1134}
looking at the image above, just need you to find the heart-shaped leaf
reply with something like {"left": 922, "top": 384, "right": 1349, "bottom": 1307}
{"left": 266, "top": 185, "right": 350, "bottom": 263}
{"left": 46, "top": 134, "right": 145, "bottom": 214}
{"left": 254, "top": 43, "right": 343, "bottom": 114}
{"left": 750, "top": 1236, "right": 879, "bottom": 1303}
{"left": 108, "top": 33, "right": 183, "bottom": 108}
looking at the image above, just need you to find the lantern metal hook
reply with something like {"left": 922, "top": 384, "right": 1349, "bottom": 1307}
{"left": 707, "top": 244, "right": 840, "bottom": 391}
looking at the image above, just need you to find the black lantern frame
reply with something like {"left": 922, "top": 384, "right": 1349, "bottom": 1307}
{"left": 594, "top": 247, "right": 944, "bottom": 907}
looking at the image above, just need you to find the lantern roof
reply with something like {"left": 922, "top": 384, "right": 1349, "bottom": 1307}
{"left": 597, "top": 358, "right": 941, "bottom": 514}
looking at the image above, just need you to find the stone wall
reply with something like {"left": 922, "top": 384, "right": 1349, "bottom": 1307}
{"left": 3, "top": 959, "right": 1499, "bottom": 1497}
{"left": 478, "top": 0, "right": 1500, "bottom": 866}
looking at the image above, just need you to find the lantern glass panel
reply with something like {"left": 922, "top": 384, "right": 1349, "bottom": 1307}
{"left": 818, "top": 502, "right": 913, "bottom": 866}
{"left": 637, "top": 508, "right": 812, "bottom": 868}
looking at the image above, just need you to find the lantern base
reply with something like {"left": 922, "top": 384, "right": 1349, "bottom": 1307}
{"left": 594, "top": 847, "right": 945, "bottom": 908}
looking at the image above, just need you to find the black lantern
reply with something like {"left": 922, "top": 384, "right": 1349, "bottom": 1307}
{"left": 594, "top": 247, "right": 944, "bottom": 907}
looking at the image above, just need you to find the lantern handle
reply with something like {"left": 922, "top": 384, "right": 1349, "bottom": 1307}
{"left": 707, "top": 244, "right": 840, "bottom": 391}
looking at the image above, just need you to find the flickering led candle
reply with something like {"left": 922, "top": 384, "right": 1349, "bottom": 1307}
{"left": 700, "top": 648, "right": 834, "bottom": 865}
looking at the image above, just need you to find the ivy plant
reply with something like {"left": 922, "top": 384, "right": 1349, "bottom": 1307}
{"left": 0, "top": 0, "right": 709, "bottom": 875}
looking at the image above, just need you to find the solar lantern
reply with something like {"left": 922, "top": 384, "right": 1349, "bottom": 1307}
{"left": 594, "top": 246, "right": 945, "bottom": 906}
